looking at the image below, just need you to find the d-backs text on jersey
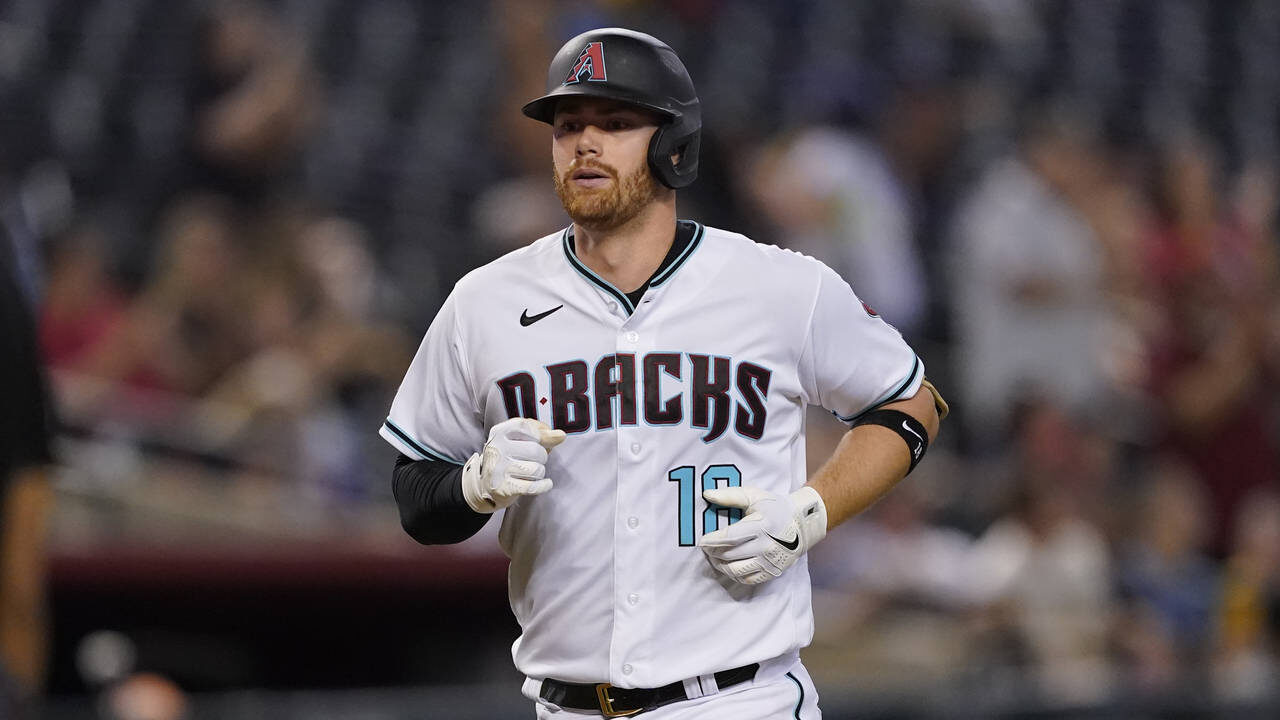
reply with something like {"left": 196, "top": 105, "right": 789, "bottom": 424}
{"left": 496, "top": 352, "right": 772, "bottom": 442}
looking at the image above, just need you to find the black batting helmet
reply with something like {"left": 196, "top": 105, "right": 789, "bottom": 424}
{"left": 522, "top": 28, "right": 701, "bottom": 189}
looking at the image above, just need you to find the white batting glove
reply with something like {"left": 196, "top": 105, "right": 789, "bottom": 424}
{"left": 698, "top": 486, "right": 828, "bottom": 585}
{"left": 461, "top": 418, "right": 566, "bottom": 513}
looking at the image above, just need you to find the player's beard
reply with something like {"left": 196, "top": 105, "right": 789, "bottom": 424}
{"left": 554, "top": 160, "right": 660, "bottom": 231}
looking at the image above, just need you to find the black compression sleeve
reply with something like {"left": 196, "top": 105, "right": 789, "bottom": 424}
{"left": 392, "top": 454, "right": 490, "bottom": 545}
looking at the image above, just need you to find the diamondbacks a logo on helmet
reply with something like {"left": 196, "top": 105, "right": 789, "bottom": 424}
{"left": 564, "top": 42, "right": 607, "bottom": 84}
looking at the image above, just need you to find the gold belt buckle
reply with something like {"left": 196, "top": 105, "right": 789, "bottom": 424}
{"left": 595, "top": 682, "right": 642, "bottom": 717}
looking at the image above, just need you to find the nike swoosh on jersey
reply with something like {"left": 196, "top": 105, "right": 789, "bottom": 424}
{"left": 767, "top": 532, "right": 800, "bottom": 551}
{"left": 520, "top": 305, "right": 564, "bottom": 326}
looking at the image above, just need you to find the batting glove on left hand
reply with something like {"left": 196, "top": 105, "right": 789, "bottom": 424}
{"left": 698, "top": 486, "right": 828, "bottom": 585}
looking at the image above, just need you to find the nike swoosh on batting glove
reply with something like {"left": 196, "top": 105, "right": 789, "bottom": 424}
{"left": 697, "top": 486, "right": 828, "bottom": 585}
{"left": 461, "top": 417, "right": 566, "bottom": 513}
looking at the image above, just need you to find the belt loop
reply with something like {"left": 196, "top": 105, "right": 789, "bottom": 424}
{"left": 681, "top": 677, "right": 703, "bottom": 700}
{"left": 699, "top": 672, "right": 720, "bottom": 695}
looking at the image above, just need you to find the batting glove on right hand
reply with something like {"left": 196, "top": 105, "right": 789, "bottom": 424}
{"left": 461, "top": 418, "right": 566, "bottom": 513}
{"left": 698, "top": 486, "right": 828, "bottom": 585}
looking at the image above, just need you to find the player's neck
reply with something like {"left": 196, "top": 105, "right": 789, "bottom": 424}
{"left": 572, "top": 199, "right": 677, "bottom": 294}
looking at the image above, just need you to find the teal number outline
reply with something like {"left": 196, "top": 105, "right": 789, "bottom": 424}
{"left": 668, "top": 464, "right": 742, "bottom": 546}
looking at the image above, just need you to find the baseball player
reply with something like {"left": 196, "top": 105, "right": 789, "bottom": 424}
{"left": 382, "top": 28, "right": 946, "bottom": 718}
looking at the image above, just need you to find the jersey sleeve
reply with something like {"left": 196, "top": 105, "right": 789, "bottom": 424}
{"left": 380, "top": 290, "right": 484, "bottom": 464}
{"left": 799, "top": 263, "right": 924, "bottom": 423}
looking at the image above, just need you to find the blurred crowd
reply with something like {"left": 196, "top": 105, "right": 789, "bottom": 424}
{"left": 1, "top": 0, "right": 1279, "bottom": 711}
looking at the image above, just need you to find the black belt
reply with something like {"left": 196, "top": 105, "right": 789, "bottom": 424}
{"left": 539, "top": 663, "right": 759, "bottom": 717}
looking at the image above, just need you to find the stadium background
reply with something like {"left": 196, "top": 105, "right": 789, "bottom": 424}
{"left": 1, "top": 0, "right": 1278, "bottom": 717}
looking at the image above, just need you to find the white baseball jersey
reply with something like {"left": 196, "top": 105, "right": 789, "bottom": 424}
{"left": 381, "top": 220, "right": 922, "bottom": 692}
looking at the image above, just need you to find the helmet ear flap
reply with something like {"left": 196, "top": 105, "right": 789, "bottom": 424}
{"left": 647, "top": 125, "right": 700, "bottom": 189}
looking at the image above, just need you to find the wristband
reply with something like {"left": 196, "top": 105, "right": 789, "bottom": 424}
{"left": 852, "top": 409, "right": 929, "bottom": 474}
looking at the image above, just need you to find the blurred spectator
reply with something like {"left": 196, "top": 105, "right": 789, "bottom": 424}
{"left": 1213, "top": 488, "right": 1280, "bottom": 702}
{"left": 812, "top": 483, "right": 973, "bottom": 603}
{"left": 39, "top": 224, "right": 131, "bottom": 375}
{"left": 808, "top": 476, "right": 967, "bottom": 691}
{"left": 1, "top": 208, "right": 56, "bottom": 718}
{"left": 122, "top": 194, "right": 251, "bottom": 397}
{"left": 1115, "top": 457, "right": 1220, "bottom": 693}
{"left": 469, "top": 0, "right": 572, "bottom": 259}
{"left": 746, "top": 126, "right": 928, "bottom": 335}
{"left": 204, "top": 206, "right": 413, "bottom": 499}
{"left": 743, "top": 79, "right": 959, "bottom": 340}
{"left": 964, "top": 480, "right": 1113, "bottom": 704}
{"left": 949, "top": 101, "right": 1112, "bottom": 446}
{"left": 1139, "top": 137, "right": 1280, "bottom": 553}
{"left": 993, "top": 396, "right": 1117, "bottom": 533}
{"left": 183, "top": 0, "right": 316, "bottom": 205}
{"left": 963, "top": 400, "right": 1115, "bottom": 705}
{"left": 806, "top": 481, "right": 976, "bottom": 690}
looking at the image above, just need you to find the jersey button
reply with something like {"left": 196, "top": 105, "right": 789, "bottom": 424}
{"left": 630, "top": 442, "right": 641, "bottom": 454}
{"left": 624, "top": 331, "right": 639, "bottom": 343}
{"left": 627, "top": 593, "right": 639, "bottom": 606}
{"left": 622, "top": 664, "right": 633, "bottom": 676}
{"left": 627, "top": 516, "right": 639, "bottom": 529}
{"left": 608, "top": 301, "right": 618, "bottom": 312}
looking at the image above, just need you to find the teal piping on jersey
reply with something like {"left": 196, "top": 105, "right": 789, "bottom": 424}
{"left": 562, "top": 228, "right": 635, "bottom": 313}
{"left": 833, "top": 354, "right": 923, "bottom": 424}
{"left": 649, "top": 221, "right": 704, "bottom": 287}
{"left": 786, "top": 671, "right": 805, "bottom": 719}
{"left": 382, "top": 419, "right": 465, "bottom": 465}
{"left": 561, "top": 220, "right": 705, "bottom": 315}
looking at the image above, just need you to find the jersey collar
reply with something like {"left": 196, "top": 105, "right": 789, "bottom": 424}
{"left": 561, "top": 220, "right": 704, "bottom": 315}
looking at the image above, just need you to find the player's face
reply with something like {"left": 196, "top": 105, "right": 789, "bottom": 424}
{"left": 551, "top": 99, "right": 663, "bottom": 230}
